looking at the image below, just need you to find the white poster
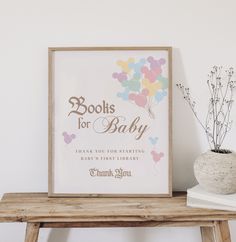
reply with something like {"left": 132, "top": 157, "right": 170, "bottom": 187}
{"left": 49, "top": 47, "right": 172, "bottom": 197}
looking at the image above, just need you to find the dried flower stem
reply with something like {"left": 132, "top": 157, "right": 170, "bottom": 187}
{"left": 176, "top": 66, "right": 235, "bottom": 152}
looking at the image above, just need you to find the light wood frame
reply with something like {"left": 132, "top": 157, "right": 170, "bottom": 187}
{"left": 48, "top": 47, "right": 172, "bottom": 197}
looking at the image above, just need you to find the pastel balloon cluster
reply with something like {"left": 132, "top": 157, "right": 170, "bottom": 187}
{"left": 112, "top": 56, "right": 168, "bottom": 110}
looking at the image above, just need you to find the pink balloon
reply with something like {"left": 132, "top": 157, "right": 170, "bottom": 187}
{"left": 129, "top": 93, "right": 147, "bottom": 107}
{"left": 141, "top": 66, "right": 159, "bottom": 83}
{"left": 134, "top": 94, "right": 147, "bottom": 107}
{"left": 128, "top": 93, "right": 136, "bottom": 100}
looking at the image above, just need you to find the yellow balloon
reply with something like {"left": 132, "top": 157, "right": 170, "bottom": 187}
{"left": 117, "top": 58, "right": 135, "bottom": 74}
{"left": 142, "top": 79, "right": 161, "bottom": 96}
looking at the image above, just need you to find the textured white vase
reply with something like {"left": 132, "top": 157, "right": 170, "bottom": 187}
{"left": 194, "top": 150, "right": 236, "bottom": 194}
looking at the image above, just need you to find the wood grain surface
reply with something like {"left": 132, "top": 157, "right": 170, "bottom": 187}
{"left": 24, "top": 223, "right": 40, "bottom": 242}
{"left": 1, "top": 192, "right": 236, "bottom": 223}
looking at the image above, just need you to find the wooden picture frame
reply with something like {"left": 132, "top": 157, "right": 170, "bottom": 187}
{"left": 48, "top": 47, "right": 172, "bottom": 197}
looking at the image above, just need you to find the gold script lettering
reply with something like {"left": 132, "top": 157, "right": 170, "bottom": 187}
{"left": 93, "top": 116, "right": 148, "bottom": 140}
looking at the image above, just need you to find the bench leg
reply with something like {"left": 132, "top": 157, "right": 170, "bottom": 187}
{"left": 201, "top": 226, "right": 215, "bottom": 242}
{"left": 25, "top": 222, "right": 40, "bottom": 242}
{"left": 201, "top": 221, "right": 231, "bottom": 242}
{"left": 214, "top": 221, "right": 231, "bottom": 242}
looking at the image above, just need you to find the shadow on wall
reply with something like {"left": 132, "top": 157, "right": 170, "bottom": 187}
{"left": 47, "top": 228, "right": 70, "bottom": 242}
{"left": 130, "top": 227, "right": 147, "bottom": 242}
{"left": 172, "top": 47, "right": 200, "bottom": 191}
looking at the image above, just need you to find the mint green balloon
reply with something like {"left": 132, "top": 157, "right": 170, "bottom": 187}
{"left": 122, "top": 78, "right": 141, "bottom": 92}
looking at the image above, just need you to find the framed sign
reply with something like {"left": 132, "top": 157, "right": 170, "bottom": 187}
{"left": 48, "top": 47, "right": 172, "bottom": 197}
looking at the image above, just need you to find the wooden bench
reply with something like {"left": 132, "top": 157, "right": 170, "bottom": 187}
{"left": 0, "top": 192, "right": 234, "bottom": 242}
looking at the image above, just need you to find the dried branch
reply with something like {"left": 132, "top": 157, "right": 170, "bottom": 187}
{"left": 176, "top": 66, "right": 235, "bottom": 152}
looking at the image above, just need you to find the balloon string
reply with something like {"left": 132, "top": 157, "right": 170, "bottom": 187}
{"left": 147, "top": 97, "right": 155, "bottom": 119}
{"left": 148, "top": 106, "right": 155, "bottom": 119}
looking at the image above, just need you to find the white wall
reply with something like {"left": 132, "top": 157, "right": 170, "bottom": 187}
{"left": 0, "top": 0, "right": 236, "bottom": 241}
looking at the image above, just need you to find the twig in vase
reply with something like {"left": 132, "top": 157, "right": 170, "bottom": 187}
{"left": 176, "top": 66, "right": 236, "bottom": 153}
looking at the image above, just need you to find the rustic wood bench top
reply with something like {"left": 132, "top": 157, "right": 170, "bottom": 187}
{"left": 0, "top": 192, "right": 234, "bottom": 242}
{"left": 1, "top": 192, "right": 236, "bottom": 223}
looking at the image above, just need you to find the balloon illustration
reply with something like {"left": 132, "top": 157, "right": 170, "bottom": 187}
{"left": 62, "top": 132, "right": 76, "bottom": 144}
{"left": 151, "top": 150, "right": 164, "bottom": 163}
{"left": 112, "top": 56, "right": 168, "bottom": 119}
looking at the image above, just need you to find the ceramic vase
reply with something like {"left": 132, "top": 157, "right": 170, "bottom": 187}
{"left": 194, "top": 150, "right": 236, "bottom": 194}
